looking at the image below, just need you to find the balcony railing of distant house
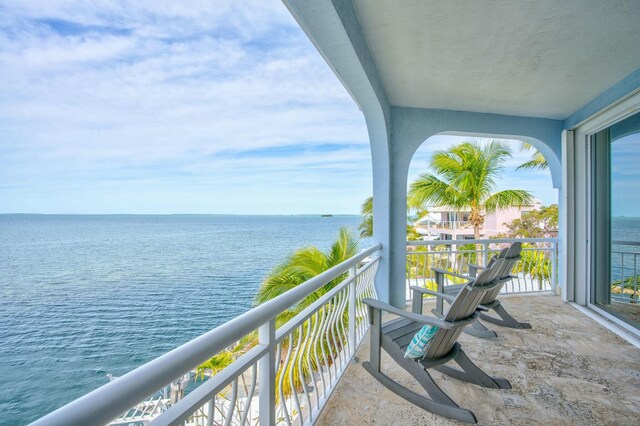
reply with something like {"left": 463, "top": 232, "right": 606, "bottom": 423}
{"left": 611, "top": 241, "right": 640, "bottom": 303}
{"left": 406, "top": 238, "right": 558, "bottom": 301}
{"left": 415, "top": 220, "right": 473, "bottom": 231}
{"left": 32, "top": 244, "right": 381, "bottom": 426}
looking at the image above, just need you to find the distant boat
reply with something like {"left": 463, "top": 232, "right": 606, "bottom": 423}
{"left": 321, "top": 214, "right": 333, "bottom": 217}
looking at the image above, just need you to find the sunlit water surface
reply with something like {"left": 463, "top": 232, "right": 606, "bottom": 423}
{"left": 0, "top": 214, "right": 365, "bottom": 425}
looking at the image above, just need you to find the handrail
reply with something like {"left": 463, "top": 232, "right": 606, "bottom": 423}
{"left": 405, "top": 238, "right": 558, "bottom": 297}
{"left": 612, "top": 240, "right": 640, "bottom": 247}
{"left": 407, "top": 237, "right": 557, "bottom": 247}
{"left": 31, "top": 243, "right": 382, "bottom": 426}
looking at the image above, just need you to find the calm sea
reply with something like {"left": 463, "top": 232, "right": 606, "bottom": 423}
{"left": 611, "top": 217, "right": 640, "bottom": 281}
{"left": 0, "top": 214, "right": 366, "bottom": 425}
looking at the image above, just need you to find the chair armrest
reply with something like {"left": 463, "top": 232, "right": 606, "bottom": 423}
{"left": 431, "top": 267, "right": 474, "bottom": 282}
{"left": 468, "top": 263, "right": 485, "bottom": 270}
{"left": 410, "top": 286, "right": 456, "bottom": 303}
{"left": 362, "top": 298, "right": 454, "bottom": 329}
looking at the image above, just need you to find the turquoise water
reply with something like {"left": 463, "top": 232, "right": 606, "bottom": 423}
{"left": 0, "top": 214, "right": 365, "bottom": 425}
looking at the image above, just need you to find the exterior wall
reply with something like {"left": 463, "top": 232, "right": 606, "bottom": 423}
{"left": 419, "top": 204, "right": 541, "bottom": 239}
{"left": 565, "top": 89, "right": 640, "bottom": 308}
{"left": 483, "top": 204, "right": 540, "bottom": 237}
{"left": 285, "top": 0, "right": 637, "bottom": 310}
{"left": 284, "top": 0, "right": 410, "bottom": 307}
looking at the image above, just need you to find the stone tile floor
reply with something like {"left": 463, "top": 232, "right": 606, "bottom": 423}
{"left": 318, "top": 295, "right": 640, "bottom": 425}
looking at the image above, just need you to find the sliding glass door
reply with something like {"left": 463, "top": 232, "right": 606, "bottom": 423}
{"left": 590, "top": 111, "right": 640, "bottom": 330}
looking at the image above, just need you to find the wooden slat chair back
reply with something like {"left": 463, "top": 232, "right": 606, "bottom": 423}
{"left": 423, "top": 265, "right": 502, "bottom": 359}
{"left": 422, "top": 242, "right": 529, "bottom": 338}
{"left": 477, "top": 242, "right": 522, "bottom": 305}
{"left": 361, "top": 251, "right": 511, "bottom": 424}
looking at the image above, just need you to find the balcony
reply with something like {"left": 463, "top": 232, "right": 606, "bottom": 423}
{"left": 414, "top": 220, "right": 474, "bottom": 235}
{"left": 31, "top": 237, "right": 640, "bottom": 426}
{"left": 317, "top": 294, "right": 640, "bottom": 425}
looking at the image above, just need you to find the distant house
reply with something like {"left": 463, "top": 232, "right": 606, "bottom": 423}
{"left": 414, "top": 200, "right": 542, "bottom": 240}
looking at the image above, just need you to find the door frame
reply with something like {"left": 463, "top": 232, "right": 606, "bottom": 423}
{"left": 567, "top": 90, "right": 640, "bottom": 336}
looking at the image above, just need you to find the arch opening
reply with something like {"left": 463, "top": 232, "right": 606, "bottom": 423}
{"left": 407, "top": 134, "right": 559, "bottom": 242}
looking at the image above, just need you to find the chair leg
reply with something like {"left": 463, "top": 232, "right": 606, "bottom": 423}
{"left": 382, "top": 338, "right": 456, "bottom": 406}
{"left": 434, "top": 348, "right": 511, "bottom": 390}
{"left": 368, "top": 307, "right": 382, "bottom": 372}
{"left": 362, "top": 362, "right": 477, "bottom": 424}
{"left": 479, "top": 304, "right": 531, "bottom": 329}
{"left": 463, "top": 319, "right": 498, "bottom": 338}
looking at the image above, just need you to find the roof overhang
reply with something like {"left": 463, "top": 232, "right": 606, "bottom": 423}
{"left": 286, "top": 0, "right": 640, "bottom": 121}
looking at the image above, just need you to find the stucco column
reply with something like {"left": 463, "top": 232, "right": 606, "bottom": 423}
{"left": 366, "top": 114, "right": 396, "bottom": 306}
{"left": 370, "top": 116, "right": 413, "bottom": 308}
{"left": 386, "top": 149, "right": 412, "bottom": 308}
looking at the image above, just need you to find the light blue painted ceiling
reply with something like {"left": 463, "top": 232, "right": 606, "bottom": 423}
{"left": 352, "top": 0, "right": 640, "bottom": 119}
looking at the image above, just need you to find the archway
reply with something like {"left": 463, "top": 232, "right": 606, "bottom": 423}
{"left": 405, "top": 134, "right": 559, "bottom": 300}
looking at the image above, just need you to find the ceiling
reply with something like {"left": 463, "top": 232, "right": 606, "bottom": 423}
{"left": 352, "top": 0, "right": 640, "bottom": 119}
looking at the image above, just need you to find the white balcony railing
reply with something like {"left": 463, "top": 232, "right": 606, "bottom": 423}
{"left": 32, "top": 244, "right": 381, "bottom": 426}
{"left": 406, "top": 238, "right": 558, "bottom": 301}
{"left": 415, "top": 220, "right": 473, "bottom": 231}
{"left": 611, "top": 240, "right": 640, "bottom": 303}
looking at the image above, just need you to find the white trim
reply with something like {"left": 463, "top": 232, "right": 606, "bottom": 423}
{"left": 560, "top": 129, "right": 573, "bottom": 303}
{"left": 564, "top": 91, "right": 640, "bottom": 340}
{"left": 588, "top": 302, "right": 640, "bottom": 337}
{"left": 570, "top": 303, "right": 640, "bottom": 348}
{"left": 573, "top": 91, "right": 640, "bottom": 134}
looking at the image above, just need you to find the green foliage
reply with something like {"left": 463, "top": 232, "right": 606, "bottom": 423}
{"left": 496, "top": 204, "right": 558, "bottom": 239}
{"left": 195, "top": 333, "right": 257, "bottom": 380}
{"left": 516, "top": 142, "right": 549, "bottom": 171}
{"left": 406, "top": 224, "right": 422, "bottom": 241}
{"left": 197, "top": 229, "right": 360, "bottom": 402}
{"left": 611, "top": 276, "right": 640, "bottom": 301}
{"left": 457, "top": 243, "right": 480, "bottom": 267}
{"left": 408, "top": 141, "right": 534, "bottom": 238}
{"left": 360, "top": 195, "right": 423, "bottom": 240}
{"left": 406, "top": 246, "right": 467, "bottom": 286}
{"left": 254, "top": 227, "right": 358, "bottom": 318}
{"left": 359, "top": 197, "right": 373, "bottom": 238}
{"left": 514, "top": 246, "right": 552, "bottom": 289}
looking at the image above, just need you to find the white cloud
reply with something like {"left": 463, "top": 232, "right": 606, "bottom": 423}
{"left": 0, "top": 1, "right": 373, "bottom": 213}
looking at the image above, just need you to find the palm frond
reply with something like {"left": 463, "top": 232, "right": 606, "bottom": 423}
{"left": 409, "top": 140, "right": 532, "bottom": 229}
{"left": 516, "top": 155, "right": 548, "bottom": 171}
{"left": 409, "top": 173, "right": 465, "bottom": 208}
{"left": 516, "top": 143, "right": 548, "bottom": 171}
{"left": 483, "top": 189, "right": 534, "bottom": 213}
{"left": 327, "top": 228, "right": 359, "bottom": 267}
{"left": 360, "top": 196, "right": 373, "bottom": 216}
{"left": 359, "top": 197, "right": 373, "bottom": 238}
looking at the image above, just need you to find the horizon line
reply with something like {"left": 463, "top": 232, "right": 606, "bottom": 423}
{"left": 0, "top": 212, "right": 361, "bottom": 216}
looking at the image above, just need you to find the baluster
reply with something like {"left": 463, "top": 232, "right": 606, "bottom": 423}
{"left": 634, "top": 253, "right": 638, "bottom": 303}
{"left": 258, "top": 320, "right": 275, "bottom": 426}
{"left": 348, "top": 265, "right": 356, "bottom": 357}
{"left": 483, "top": 242, "right": 489, "bottom": 268}
{"left": 551, "top": 243, "right": 557, "bottom": 294}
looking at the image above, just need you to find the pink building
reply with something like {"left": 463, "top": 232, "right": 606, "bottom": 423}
{"left": 415, "top": 200, "right": 542, "bottom": 240}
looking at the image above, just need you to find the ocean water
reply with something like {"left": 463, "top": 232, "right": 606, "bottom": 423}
{"left": 0, "top": 214, "right": 365, "bottom": 425}
{"left": 611, "top": 217, "right": 640, "bottom": 281}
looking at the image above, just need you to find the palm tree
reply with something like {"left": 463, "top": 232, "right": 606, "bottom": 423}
{"left": 359, "top": 197, "right": 373, "bottom": 238}
{"left": 197, "top": 228, "right": 360, "bottom": 403}
{"left": 516, "top": 142, "right": 548, "bottom": 171}
{"left": 255, "top": 227, "right": 359, "bottom": 319}
{"left": 254, "top": 228, "right": 359, "bottom": 401}
{"left": 409, "top": 141, "right": 534, "bottom": 240}
{"left": 361, "top": 196, "right": 424, "bottom": 241}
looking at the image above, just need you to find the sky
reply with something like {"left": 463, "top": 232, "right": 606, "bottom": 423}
{"left": 0, "top": 1, "right": 557, "bottom": 215}
{"left": 611, "top": 132, "right": 640, "bottom": 217}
